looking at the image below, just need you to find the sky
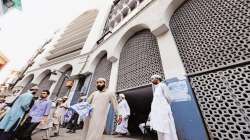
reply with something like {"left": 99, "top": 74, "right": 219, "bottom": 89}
{"left": 0, "top": 0, "right": 99, "bottom": 83}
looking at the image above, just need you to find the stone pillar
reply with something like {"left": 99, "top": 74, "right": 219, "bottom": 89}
{"left": 107, "top": 56, "right": 119, "bottom": 93}
{"left": 152, "top": 23, "right": 186, "bottom": 79}
{"left": 67, "top": 79, "right": 79, "bottom": 104}
{"left": 47, "top": 73, "right": 61, "bottom": 99}
{"left": 105, "top": 57, "right": 119, "bottom": 134}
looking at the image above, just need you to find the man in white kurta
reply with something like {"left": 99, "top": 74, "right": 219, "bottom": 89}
{"left": 115, "top": 94, "right": 130, "bottom": 135}
{"left": 59, "top": 96, "right": 69, "bottom": 126}
{"left": 149, "top": 75, "right": 178, "bottom": 140}
{"left": 82, "top": 78, "right": 118, "bottom": 140}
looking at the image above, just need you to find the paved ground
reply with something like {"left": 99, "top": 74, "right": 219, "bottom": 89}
{"left": 32, "top": 128, "right": 142, "bottom": 140}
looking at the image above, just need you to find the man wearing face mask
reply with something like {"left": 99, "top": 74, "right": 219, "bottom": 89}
{"left": 0, "top": 86, "right": 39, "bottom": 140}
{"left": 82, "top": 78, "right": 118, "bottom": 140}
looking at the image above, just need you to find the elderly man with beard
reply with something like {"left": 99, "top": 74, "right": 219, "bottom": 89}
{"left": 82, "top": 78, "right": 118, "bottom": 140}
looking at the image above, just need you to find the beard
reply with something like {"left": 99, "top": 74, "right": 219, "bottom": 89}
{"left": 40, "top": 95, "right": 46, "bottom": 99}
{"left": 97, "top": 85, "right": 105, "bottom": 91}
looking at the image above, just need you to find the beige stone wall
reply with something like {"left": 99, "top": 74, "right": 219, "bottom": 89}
{"left": 19, "top": 0, "right": 187, "bottom": 102}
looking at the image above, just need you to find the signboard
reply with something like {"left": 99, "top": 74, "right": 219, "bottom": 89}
{"left": 168, "top": 80, "right": 191, "bottom": 102}
{"left": 164, "top": 76, "right": 209, "bottom": 140}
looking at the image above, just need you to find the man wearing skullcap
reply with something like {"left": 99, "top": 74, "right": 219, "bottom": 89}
{"left": 149, "top": 75, "right": 178, "bottom": 140}
{"left": 82, "top": 78, "right": 118, "bottom": 140}
{"left": 58, "top": 96, "right": 69, "bottom": 127}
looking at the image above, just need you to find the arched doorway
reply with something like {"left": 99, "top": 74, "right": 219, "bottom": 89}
{"left": 117, "top": 29, "right": 164, "bottom": 135}
{"left": 170, "top": 0, "right": 250, "bottom": 139}
{"left": 21, "top": 74, "right": 34, "bottom": 93}
{"left": 88, "top": 54, "right": 112, "bottom": 94}
{"left": 38, "top": 71, "right": 53, "bottom": 96}
{"left": 51, "top": 67, "right": 73, "bottom": 99}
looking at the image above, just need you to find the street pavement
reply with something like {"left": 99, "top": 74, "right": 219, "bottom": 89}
{"left": 32, "top": 128, "right": 142, "bottom": 140}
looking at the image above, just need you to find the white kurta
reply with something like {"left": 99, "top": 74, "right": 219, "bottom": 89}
{"left": 82, "top": 90, "right": 118, "bottom": 140}
{"left": 59, "top": 102, "right": 68, "bottom": 125}
{"left": 150, "top": 82, "right": 178, "bottom": 140}
{"left": 115, "top": 99, "right": 130, "bottom": 134}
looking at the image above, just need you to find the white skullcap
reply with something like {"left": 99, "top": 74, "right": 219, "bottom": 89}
{"left": 119, "top": 94, "right": 125, "bottom": 98}
{"left": 97, "top": 78, "right": 107, "bottom": 83}
{"left": 57, "top": 98, "right": 63, "bottom": 101}
{"left": 151, "top": 74, "right": 162, "bottom": 80}
{"left": 30, "top": 85, "right": 40, "bottom": 90}
{"left": 63, "top": 96, "right": 68, "bottom": 99}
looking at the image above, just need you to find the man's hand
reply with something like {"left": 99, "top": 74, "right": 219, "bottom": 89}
{"left": 116, "top": 115, "right": 122, "bottom": 125}
{"left": 41, "top": 116, "right": 48, "bottom": 124}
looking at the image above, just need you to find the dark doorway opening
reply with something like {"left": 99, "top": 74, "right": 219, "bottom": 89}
{"left": 119, "top": 85, "right": 153, "bottom": 136}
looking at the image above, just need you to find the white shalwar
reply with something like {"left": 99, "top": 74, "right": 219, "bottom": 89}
{"left": 115, "top": 99, "right": 130, "bottom": 134}
{"left": 150, "top": 82, "right": 178, "bottom": 140}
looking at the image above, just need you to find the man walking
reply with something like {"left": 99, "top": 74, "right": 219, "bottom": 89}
{"left": 0, "top": 86, "right": 39, "bottom": 140}
{"left": 50, "top": 98, "right": 63, "bottom": 137}
{"left": 17, "top": 90, "right": 52, "bottom": 140}
{"left": 115, "top": 94, "right": 130, "bottom": 135}
{"left": 59, "top": 96, "right": 69, "bottom": 127}
{"left": 149, "top": 75, "right": 178, "bottom": 140}
{"left": 82, "top": 78, "right": 118, "bottom": 140}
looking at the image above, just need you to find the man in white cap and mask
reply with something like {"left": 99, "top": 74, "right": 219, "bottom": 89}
{"left": 149, "top": 74, "right": 178, "bottom": 140}
{"left": 115, "top": 94, "right": 130, "bottom": 135}
{"left": 83, "top": 78, "right": 118, "bottom": 140}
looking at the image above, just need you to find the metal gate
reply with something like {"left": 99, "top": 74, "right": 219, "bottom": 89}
{"left": 170, "top": 0, "right": 250, "bottom": 139}
{"left": 89, "top": 54, "right": 112, "bottom": 94}
{"left": 117, "top": 29, "right": 164, "bottom": 91}
{"left": 51, "top": 68, "right": 73, "bottom": 99}
{"left": 38, "top": 73, "right": 53, "bottom": 96}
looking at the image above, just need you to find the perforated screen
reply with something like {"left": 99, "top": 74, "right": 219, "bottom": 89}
{"left": 170, "top": 0, "right": 250, "bottom": 139}
{"left": 117, "top": 30, "right": 164, "bottom": 91}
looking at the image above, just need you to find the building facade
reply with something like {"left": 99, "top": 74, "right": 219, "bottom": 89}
{"left": 16, "top": 0, "right": 250, "bottom": 139}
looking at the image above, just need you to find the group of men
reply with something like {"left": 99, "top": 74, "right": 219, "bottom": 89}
{"left": 0, "top": 86, "right": 71, "bottom": 140}
{"left": 0, "top": 74, "right": 178, "bottom": 140}
{"left": 82, "top": 76, "right": 178, "bottom": 140}
{"left": 0, "top": 86, "right": 52, "bottom": 140}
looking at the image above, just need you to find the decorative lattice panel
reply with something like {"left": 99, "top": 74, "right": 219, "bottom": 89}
{"left": 117, "top": 30, "right": 164, "bottom": 91}
{"left": 89, "top": 55, "right": 112, "bottom": 94}
{"left": 190, "top": 64, "right": 250, "bottom": 140}
{"left": 170, "top": 0, "right": 250, "bottom": 74}
{"left": 103, "top": 0, "right": 145, "bottom": 34}
{"left": 170, "top": 0, "right": 250, "bottom": 139}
